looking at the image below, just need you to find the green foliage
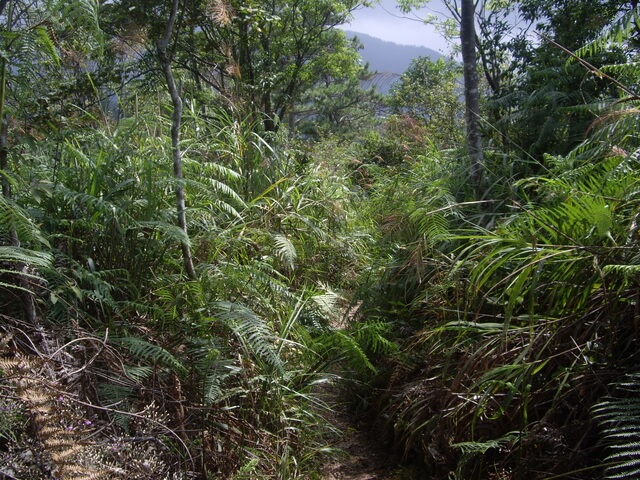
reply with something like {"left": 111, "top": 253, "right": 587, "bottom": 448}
{"left": 0, "top": 194, "right": 50, "bottom": 249}
{"left": 103, "top": 0, "right": 367, "bottom": 133}
{"left": 5, "top": 0, "right": 640, "bottom": 479}
{"left": 351, "top": 13, "right": 640, "bottom": 476}
{"left": 355, "top": 114, "right": 441, "bottom": 172}
{"left": 388, "top": 57, "right": 464, "bottom": 148}
{"left": 297, "top": 35, "right": 384, "bottom": 138}
{"left": 214, "top": 300, "right": 284, "bottom": 373}
{"left": 0, "top": 0, "right": 436, "bottom": 478}
{"left": 491, "top": 0, "right": 632, "bottom": 165}
{"left": 114, "top": 336, "right": 187, "bottom": 374}
{"left": 593, "top": 374, "right": 640, "bottom": 480}
{"left": 353, "top": 144, "right": 464, "bottom": 321}
{"left": 519, "top": 0, "right": 628, "bottom": 49}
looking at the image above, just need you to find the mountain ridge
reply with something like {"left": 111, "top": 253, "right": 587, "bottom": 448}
{"left": 340, "top": 30, "right": 443, "bottom": 93}
{"left": 342, "top": 30, "right": 443, "bottom": 75}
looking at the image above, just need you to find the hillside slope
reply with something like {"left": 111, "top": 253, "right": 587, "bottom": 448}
{"left": 341, "top": 30, "right": 443, "bottom": 93}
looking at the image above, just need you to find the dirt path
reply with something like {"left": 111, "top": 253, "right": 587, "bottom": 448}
{"left": 318, "top": 380, "right": 398, "bottom": 480}
{"left": 317, "top": 304, "right": 401, "bottom": 480}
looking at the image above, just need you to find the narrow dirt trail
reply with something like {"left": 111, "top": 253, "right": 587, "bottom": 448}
{"left": 318, "top": 381, "right": 399, "bottom": 480}
{"left": 316, "top": 304, "right": 401, "bottom": 480}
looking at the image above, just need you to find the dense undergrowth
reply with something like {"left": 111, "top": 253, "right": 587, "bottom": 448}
{"left": 2, "top": 1, "right": 640, "bottom": 479}
{"left": 1, "top": 101, "right": 381, "bottom": 478}
{"left": 347, "top": 81, "right": 640, "bottom": 480}
{"left": 5, "top": 99, "right": 640, "bottom": 479}
{"left": 359, "top": 145, "right": 640, "bottom": 478}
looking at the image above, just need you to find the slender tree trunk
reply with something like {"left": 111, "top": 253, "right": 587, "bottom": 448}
{"left": 288, "top": 105, "right": 296, "bottom": 139}
{"left": 460, "top": 0, "right": 484, "bottom": 199}
{"left": 157, "top": 0, "right": 197, "bottom": 280}
{"left": 0, "top": 1, "right": 37, "bottom": 325}
{"left": 0, "top": 2, "right": 10, "bottom": 203}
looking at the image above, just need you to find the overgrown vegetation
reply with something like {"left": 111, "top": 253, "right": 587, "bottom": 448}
{"left": 1, "top": 0, "right": 640, "bottom": 479}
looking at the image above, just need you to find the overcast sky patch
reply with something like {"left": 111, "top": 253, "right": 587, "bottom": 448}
{"left": 340, "top": 0, "right": 454, "bottom": 53}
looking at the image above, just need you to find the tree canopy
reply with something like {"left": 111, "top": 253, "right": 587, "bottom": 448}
{"left": 388, "top": 56, "right": 463, "bottom": 148}
{"left": 102, "top": 0, "right": 367, "bottom": 132}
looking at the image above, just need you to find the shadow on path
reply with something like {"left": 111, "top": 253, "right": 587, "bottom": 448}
{"left": 319, "top": 379, "right": 399, "bottom": 480}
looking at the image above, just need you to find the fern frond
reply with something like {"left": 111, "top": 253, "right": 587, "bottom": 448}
{"left": 213, "top": 301, "right": 283, "bottom": 373}
{"left": 113, "top": 336, "right": 187, "bottom": 375}
{"left": 409, "top": 207, "right": 450, "bottom": 242}
{"left": 311, "top": 285, "right": 348, "bottom": 327}
{"left": 185, "top": 175, "right": 245, "bottom": 206}
{"left": 352, "top": 319, "right": 397, "bottom": 356}
{"left": 138, "top": 220, "right": 191, "bottom": 247}
{"left": 273, "top": 233, "right": 296, "bottom": 270}
{"left": 0, "top": 195, "right": 50, "bottom": 247}
{"left": 0, "top": 352, "right": 117, "bottom": 478}
{"left": 603, "top": 264, "right": 640, "bottom": 280}
{"left": 574, "top": 9, "right": 639, "bottom": 66}
{"left": 452, "top": 431, "right": 519, "bottom": 454}
{"left": 123, "top": 365, "right": 154, "bottom": 382}
{"left": 61, "top": 0, "right": 101, "bottom": 31}
{"left": 211, "top": 198, "right": 243, "bottom": 219}
{"left": 452, "top": 432, "right": 521, "bottom": 478}
{"left": 0, "top": 246, "right": 53, "bottom": 268}
{"left": 33, "top": 24, "right": 61, "bottom": 66}
{"left": 314, "top": 330, "right": 377, "bottom": 374}
{"left": 593, "top": 374, "right": 640, "bottom": 480}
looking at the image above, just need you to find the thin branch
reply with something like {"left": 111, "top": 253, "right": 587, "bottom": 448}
{"left": 56, "top": 391, "right": 196, "bottom": 470}
{"left": 423, "top": 200, "right": 496, "bottom": 216}
{"left": 537, "top": 31, "right": 640, "bottom": 101}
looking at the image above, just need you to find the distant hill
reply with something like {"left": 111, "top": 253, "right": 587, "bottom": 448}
{"left": 341, "top": 30, "right": 443, "bottom": 93}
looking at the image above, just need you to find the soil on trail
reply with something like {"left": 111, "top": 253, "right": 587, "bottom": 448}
{"left": 319, "top": 306, "right": 400, "bottom": 480}
{"left": 319, "top": 382, "right": 398, "bottom": 480}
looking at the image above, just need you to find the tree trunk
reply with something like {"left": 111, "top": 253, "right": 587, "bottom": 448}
{"left": 157, "top": 0, "right": 197, "bottom": 280}
{"left": 460, "top": 0, "right": 484, "bottom": 199}
{"left": 0, "top": 1, "right": 37, "bottom": 325}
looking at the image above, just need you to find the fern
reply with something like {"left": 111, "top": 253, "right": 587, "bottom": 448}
{"left": 603, "top": 264, "right": 640, "bottom": 280}
{"left": 57, "top": 0, "right": 104, "bottom": 55}
{"left": 311, "top": 285, "right": 348, "bottom": 327}
{"left": 317, "top": 330, "right": 377, "bottom": 374}
{"left": 213, "top": 301, "right": 283, "bottom": 373}
{"left": 113, "top": 336, "right": 187, "bottom": 375}
{"left": 273, "top": 233, "right": 297, "bottom": 271}
{"left": 0, "top": 195, "right": 50, "bottom": 247}
{"left": 96, "top": 382, "right": 136, "bottom": 431}
{"left": 573, "top": 7, "right": 640, "bottom": 88}
{"left": 33, "top": 25, "right": 61, "bottom": 66}
{"left": 351, "top": 319, "right": 398, "bottom": 357}
{"left": 138, "top": 220, "right": 191, "bottom": 247}
{"left": 59, "top": 0, "right": 101, "bottom": 30}
{"left": 0, "top": 245, "right": 52, "bottom": 266}
{"left": 452, "top": 432, "right": 520, "bottom": 477}
{"left": 592, "top": 374, "right": 640, "bottom": 480}
{"left": 0, "top": 355, "right": 115, "bottom": 479}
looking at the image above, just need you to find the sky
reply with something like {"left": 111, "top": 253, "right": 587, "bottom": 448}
{"left": 340, "top": 0, "right": 453, "bottom": 53}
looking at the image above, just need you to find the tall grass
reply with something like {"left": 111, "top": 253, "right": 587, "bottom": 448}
{"left": 356, "top": 104, "right": 640, "bottom": 478}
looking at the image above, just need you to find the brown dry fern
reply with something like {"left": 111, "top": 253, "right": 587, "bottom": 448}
{"left": 0, "top": 353, "right": 114, "bottom": 480}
